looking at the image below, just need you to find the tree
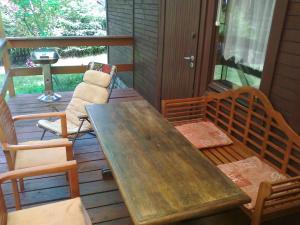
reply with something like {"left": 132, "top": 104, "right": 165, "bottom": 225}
{"left": 0, "top": 0, "right": 106, "bottom": 37}
{"left": 0, "top": 0, "right": 68, "bottom": 36}
{"left": 57, "top": 0, "right": 106, "bottom": 36}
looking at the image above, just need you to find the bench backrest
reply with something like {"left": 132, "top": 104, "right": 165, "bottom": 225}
{"left": 205, "top": 87, "right": 300, "bottom": 177}
{"left": 162, "top": 87, "right": 300, "bottom": 176}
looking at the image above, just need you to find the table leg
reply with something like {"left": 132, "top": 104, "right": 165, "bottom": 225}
{"left": 101, "top": 168, "right": 113, "bottom": 180}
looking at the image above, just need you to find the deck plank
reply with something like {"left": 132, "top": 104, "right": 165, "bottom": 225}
{"left": 1, "top": 88, "right": 141, "bottom": 225}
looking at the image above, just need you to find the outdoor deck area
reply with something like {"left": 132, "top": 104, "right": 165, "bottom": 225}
{"left": 1, "top": 88, "right": 300, "bottom": 225}
{"left": 1, "top": 88, "right": 142, "bottom": 225}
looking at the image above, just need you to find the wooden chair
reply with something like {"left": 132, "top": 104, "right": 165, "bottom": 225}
{"left": 162, "top": 87, "right": 300, "bottom": 225}
{"left": 0, "top": 96, "right": 73, "bottom": 210}
{"left": 0, "top": 161, "right": 92, "bottom": 225}
{"left": 37, "top": 62, "right": 117, "bottom": 143}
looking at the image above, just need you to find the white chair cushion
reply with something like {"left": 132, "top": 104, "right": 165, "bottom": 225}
{"left": 14, "top": 139, "right": 68, "bottom": 170}
{"left": 37, "top": 70, "right": 110, "bottom": 136}
{"left": 7, "top": 197, "right": 92, "bottom": 225}
{"left": 37, "top": 119, "right": 90, "bottom": 135}
{"left": 83, "top": 70, "right": 112, "bottom": 88}
{"left": 72, "top": 82, "right": 109, "bottom": 104}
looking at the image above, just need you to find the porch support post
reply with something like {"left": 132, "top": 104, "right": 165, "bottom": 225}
{"left": 0, "top": 13, "right": 15, "bottom": 97}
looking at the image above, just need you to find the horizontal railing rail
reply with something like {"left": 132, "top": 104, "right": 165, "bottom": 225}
{"left": 10, "top": 64, "right": 133, "bottom": 76}
{"left": 6, "top": 35, "right": 133, "bottom": 48}
{"left": 0, "top": 35, "right": 134, "bottom": 98}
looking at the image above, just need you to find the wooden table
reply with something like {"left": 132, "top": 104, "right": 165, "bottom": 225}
{"left": 86, "top": 100, "right": 250, "bottom": 225}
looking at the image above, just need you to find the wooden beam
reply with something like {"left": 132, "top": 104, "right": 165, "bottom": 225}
{"left": 260, "top": 0, "right": 289, "bottom": 97}
{"left": 0, "top": 72, "right": 11, "bottom": 97}
{"left": 0, "top": 39, "right": 6, "bottom": 59}
{"left": 0, "top": 13, "right": 15, "bottom": 97}
{"left": 7, "top": 36, "right": 134, "bottom": 48}
{"left": 10, "top": 64, "right": 133, "bottom": 76}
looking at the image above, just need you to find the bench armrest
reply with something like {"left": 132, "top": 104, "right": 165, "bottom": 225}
{"left": 252, "top": 176, "right": 300, "bottom": 225}
{"left": 13, "top": 112, "right": 68, "bottom": 138}
{"left": 161, "top": 97, "right": 206, "bottom": 125}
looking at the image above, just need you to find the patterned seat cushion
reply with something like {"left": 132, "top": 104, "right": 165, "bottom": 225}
{"left": 217, "top": 156, "right": 288, "bottom": 209}
{"left": 175, "top": 121, "right": 233, "bottom": 149}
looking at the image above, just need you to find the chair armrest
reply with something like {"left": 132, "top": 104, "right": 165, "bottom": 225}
{"left": 0, "top": 161, "right": 79, "bottom": 198}
{"left": 13, "top": 112, "right": 66, "bottom": 121}
{"left": 2, "top": 139, "right": 72, "bottom": 151}
{"left": 13, "top": 112, "right": 68, "bottom": 138}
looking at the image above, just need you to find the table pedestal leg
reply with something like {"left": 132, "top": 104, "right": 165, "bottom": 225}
{"left": 101, "top": 168, "right": 113, "bottom": 180}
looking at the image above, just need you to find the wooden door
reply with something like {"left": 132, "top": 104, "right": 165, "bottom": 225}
{"left": 161, "top": 0, "right": 201, "bottom": 99}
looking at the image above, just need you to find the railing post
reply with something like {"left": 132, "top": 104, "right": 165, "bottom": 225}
{"left": 0, "top": 13, "right": 15, "bottom": 97}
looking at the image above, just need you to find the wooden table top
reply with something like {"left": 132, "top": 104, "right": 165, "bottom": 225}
{"left": 86, "top": 100, "right": 250, "bottom": 225}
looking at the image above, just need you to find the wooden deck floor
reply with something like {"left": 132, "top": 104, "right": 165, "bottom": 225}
{"left": 2, "top": 88, "right": 142, "bottom": 225}
{"left": 2, "top": 88, "right": 299, "bottom": 225}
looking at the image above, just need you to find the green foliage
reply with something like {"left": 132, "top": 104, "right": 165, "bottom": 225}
{"left": 1, "top": 0, "right": 65, "bottom": 36}
{"left": 1, "top": 72, "right": 84, "bottom": 95}
{"left": 1, "top": 0, "right": 107, "bottom": 64}
{"left": 57, "top": 1, "right": 105, "bottom": 36}
{"left": 12, "top": 74, "right": 83, "bottom": 94}
{"left": 0, "top": 0, "right": 106, "bottom": 37}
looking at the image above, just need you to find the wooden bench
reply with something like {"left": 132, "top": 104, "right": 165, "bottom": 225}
{"left": 162, "top": 87, "right": 300, "bottom": 225}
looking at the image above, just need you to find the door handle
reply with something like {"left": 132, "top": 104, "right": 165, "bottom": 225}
{"left": 184, "top": 56, "right": 195, "bottom": 62}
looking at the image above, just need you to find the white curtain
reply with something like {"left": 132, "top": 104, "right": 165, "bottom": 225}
{"left": 223, "top": 0, "right": 276, "bottom": 71}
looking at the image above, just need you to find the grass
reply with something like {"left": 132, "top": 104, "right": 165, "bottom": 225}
{"left": 214, "top": 65, "right": 261, "bottom": 88}
{"left": 0, "top": 73, "right": 83, "bottom": 95}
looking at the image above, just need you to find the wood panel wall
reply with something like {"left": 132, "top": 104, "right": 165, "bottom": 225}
{"left": 107, "top": 0, "right": 160, "bottom": 106}
{"left": 107, "top": 0, "right": 134, "bottom": 87}
{"left": 263, "top": 0, "right": 300, "bottom": 134}
{"left": 133, "top": 0, "right": 160, "bottom": 107}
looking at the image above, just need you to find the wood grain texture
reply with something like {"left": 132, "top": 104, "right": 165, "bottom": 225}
{"left": 260, "top": 0, "right": 300, "bottom": 134}
{"left": 107, "top": 0, "right": 134, "bottom": 87}
{"left": 161, "top": 0, "right": 201, "bottom": 100}
{"left": 87, "top": 100, "right": 250, "bottom": 225}
{"left": 133, "top": 0, "right": 160, "bottom": 107}
{"left": 162, "top": 87, "right": 300, "bottom": 224}
{"left": 1, "top": 89, "right": 143, "bottom": 224}
{"left": 10, "top": 64, "right": 133, "bottom": 77}
{"left": 6, "top": 36, "right": 133, "bottom": 48}
{"left": 0, "top": 89, "right": 298, "bottom": 225}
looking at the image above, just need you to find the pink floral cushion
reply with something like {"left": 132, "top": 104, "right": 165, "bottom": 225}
{"left": 217, "top": 156, "right": 287, "bottom": 209}
{"left": 175, "top": 121, "right": 233, "bottom": 149}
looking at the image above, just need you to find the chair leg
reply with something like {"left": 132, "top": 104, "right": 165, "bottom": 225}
{"left": 12, "top": 179, "right": 21, "bottom": 210}
{"left": 65, "top": 172, "right": 69, "bottom": 183}
{"left": 19, "top": 178, "right": 25, "bottom": 192}
{"left": 40, "top": 129, "right": 47, "bottom": 140}
{"left": 73, "top": 119, "right": 85, "bottom": 144}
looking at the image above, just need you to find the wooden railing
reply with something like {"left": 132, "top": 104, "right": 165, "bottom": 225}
{"left": 0, "top": 35, "right": 134, "bottom": 98}
{"left": 0, "top": 38, "right": 12, "bottom": 98}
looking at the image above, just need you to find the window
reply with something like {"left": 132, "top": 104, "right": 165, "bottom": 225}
{"left": 213, "top": 0, "right": 276, "bottom": 88}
